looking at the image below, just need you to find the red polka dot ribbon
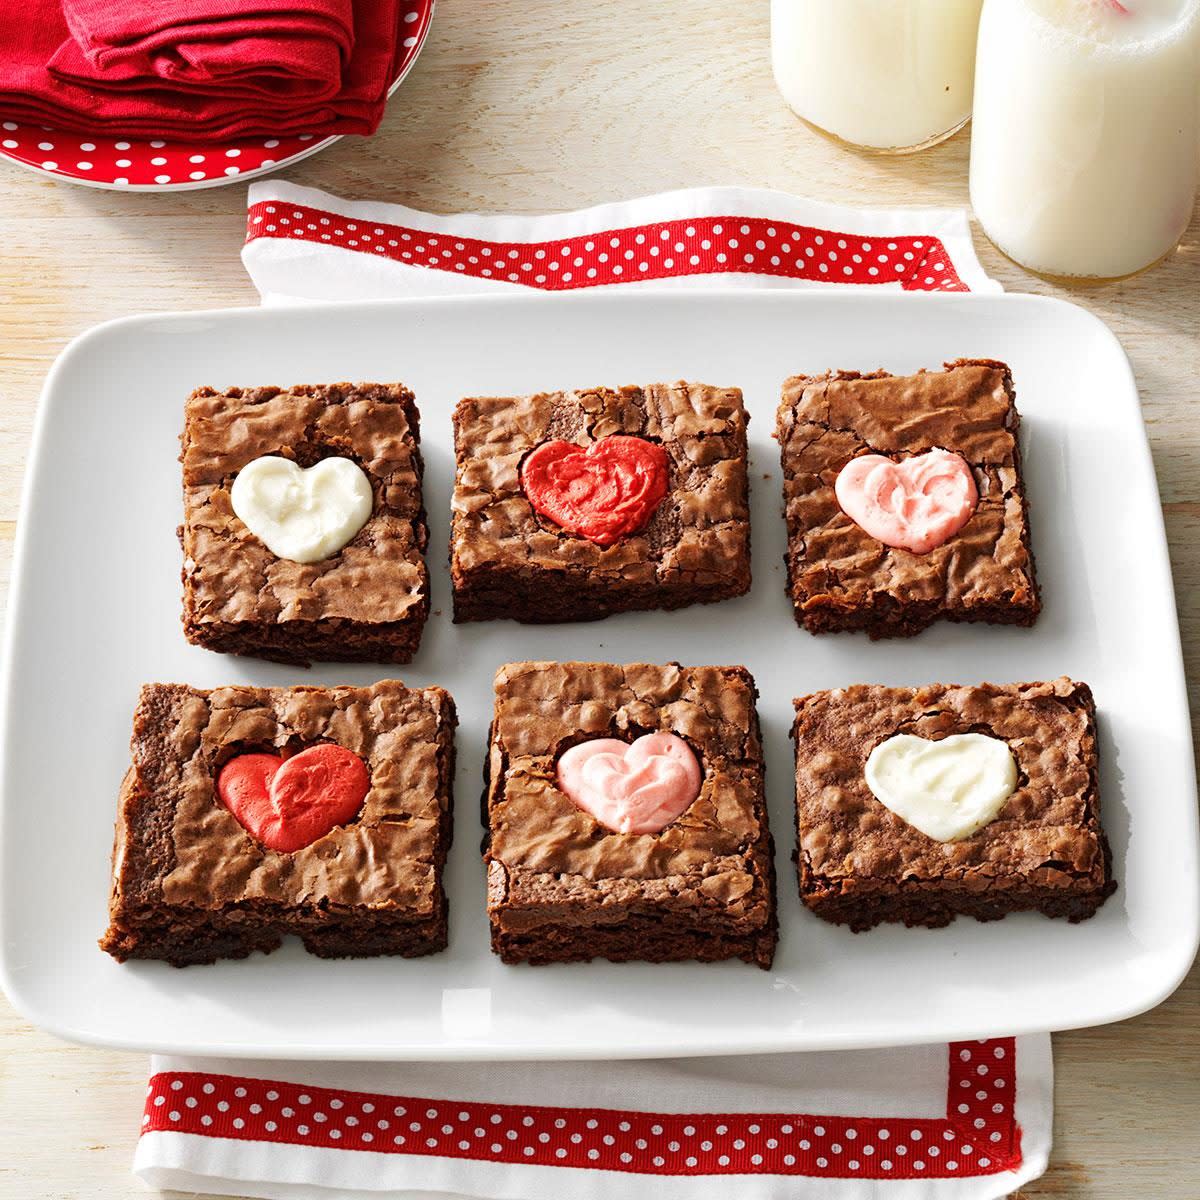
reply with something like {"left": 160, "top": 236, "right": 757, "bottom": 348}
{"left": 245, "top": 200, "right": 970, "bottom": 293}
{"left": 142, "top": 1038, "right": 1020, "bottom": 1180}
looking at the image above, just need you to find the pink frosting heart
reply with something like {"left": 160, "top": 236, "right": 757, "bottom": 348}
{"left": 556, "top": 732, "right": 702, "bottom": 834}
{"left": 834, "top": 448, "right": 978, "bottom": 554}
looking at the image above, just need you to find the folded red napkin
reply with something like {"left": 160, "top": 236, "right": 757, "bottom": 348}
{"left": 51, "top": 0, "right": 355, "bottom": 102}
{"left": 0, "top": 0, "right": 406, "bottom": 140}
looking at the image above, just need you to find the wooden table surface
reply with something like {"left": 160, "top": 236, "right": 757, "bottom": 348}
{"left": 0, "top": 3, "right": 1197, "bottom": 1196}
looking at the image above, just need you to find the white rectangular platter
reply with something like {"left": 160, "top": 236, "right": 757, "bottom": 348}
{"left": 1, "top": 291, "right": 1196, "bottom": 1059}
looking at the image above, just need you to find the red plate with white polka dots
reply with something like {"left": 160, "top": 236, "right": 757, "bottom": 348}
{"left": 0, "top": 1, "right": 433, "bottom": 192}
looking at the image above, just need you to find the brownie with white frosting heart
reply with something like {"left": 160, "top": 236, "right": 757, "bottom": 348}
{"left": 792, "top": 678, "right": 1115, "bottom": 932}
{"left": 449, "top": 381, "right": 751, "bottom": 624}
{"left": 99, "top": 680, "right": 455, "bottom": 967}
{"left": 180, "top": 382, "right": 429, "bottom": 665}
{"left": 776, "top": 359, "right": 1040, "bottom": 638}
{"left": 483, "top": 661, "right": 777, "bottom": 968}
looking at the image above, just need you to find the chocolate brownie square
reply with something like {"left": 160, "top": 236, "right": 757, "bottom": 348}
{"left": 100, "top": 680, "right": 455, "bottom": 967}
{"left": 484, "top": 661, "right": 777, "bottom": 967}
{"left": 792, "top": 678, "right": 1115, "bottom": 931}
{"left": 776, "top": 359, "right": 1039, "bottom": 638}
{"left": 450, "top": 382, "right": 751, "bottom": 623}
{"left": 181, "top": 382, "right": 429, "bottom": 665}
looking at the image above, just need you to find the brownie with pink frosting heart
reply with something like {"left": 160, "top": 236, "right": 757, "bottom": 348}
{"left": 483, "top": 660, "right": 777, "bottom": 968}
{"left": 777, "top": 359, "right": 1040, "bottom": 638}
{"left": 99, "top": 679, "right": 455, "bottom": 967}
{"left": 449, "top": 382, "right": 751, "bottom": 624}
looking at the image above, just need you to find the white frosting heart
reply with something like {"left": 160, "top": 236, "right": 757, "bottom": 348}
{"left": 230, "top": 456, "right": 373, "bottom": 564}
{"left": 864, "top": 733, "right": 1018, "bottom": 842}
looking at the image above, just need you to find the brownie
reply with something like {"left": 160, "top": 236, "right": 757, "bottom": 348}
{"left": 776, "top": 359, "right": 1040, "bottom": 638}
{"left": 181, "top": 382, "right": 429, "bottom": 665}
{"left": 450, "top": 382, "right": 751, "bottom": 623}
{"left": 100, "top": 680, "right": 455, "bottom": 967}
{"left": 792, "top": 678, "right": 1115, "bottom": 931}
{"left": 483, "top": 661, "right": 777, "bottom": 967}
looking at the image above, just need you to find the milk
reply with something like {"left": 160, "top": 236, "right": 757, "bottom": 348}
{"left": 970, "top": 0, "right": 1200, "bottom": 279}
{"left": 770, "top": 0, "right": 985, "bottom": 152}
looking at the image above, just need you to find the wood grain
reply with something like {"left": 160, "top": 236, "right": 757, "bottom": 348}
{"left": 0, "top": 1, "right": 1196, "bottom": 1196}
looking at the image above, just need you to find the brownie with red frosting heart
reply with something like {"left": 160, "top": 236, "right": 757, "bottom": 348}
{"left": 777, "top": 359, "right": 1040, "bottom": 639}
{"left": 450, "top": 381, "right": 752, "bottom": 624}
{"left": 100, "top": 679, "right": 455, "bottom": 967}
{"left": 483, "top": 660, "right": 777, "bottom": 969}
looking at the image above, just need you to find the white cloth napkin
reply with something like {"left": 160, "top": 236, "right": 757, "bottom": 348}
{"left": 137, "top": 1039, "right": 1051, "bottom": 1199}
{"left": 135, "top": 183, "right": 1049, "bottom": 1200}
{"left": 241, "top": 181, "right": 1002, "bottom": 303}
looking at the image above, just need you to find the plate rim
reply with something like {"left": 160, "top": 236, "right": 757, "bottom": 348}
{"left": 1, "top": 289, "right": 1196, "bottom": 1059}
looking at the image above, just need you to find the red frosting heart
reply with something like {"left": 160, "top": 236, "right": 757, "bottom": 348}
{"left": 520, "top": 435, "right": 670, "bottom": 546}
{"left": 216, "top": 744, "right": 369, "bottom": 853}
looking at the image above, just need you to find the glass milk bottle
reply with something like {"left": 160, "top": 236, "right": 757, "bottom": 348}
{"left": 970, "top": 0, "right": 1200, "bottom": 281}
{"left": 770, "top": 0, "right": 985, "bottom": 153}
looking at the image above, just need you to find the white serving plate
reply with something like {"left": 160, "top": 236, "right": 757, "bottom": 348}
{"left": 1, "top": 292, "right": 1196, "bottom": 1060}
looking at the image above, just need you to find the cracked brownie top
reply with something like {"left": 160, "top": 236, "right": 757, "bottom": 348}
{"left": 792, "top": 678, "right": 1108, "bottom": 889}
{"left": 776, "top": 359, "right": 1038, "bottom": 618}
{"left": 111, "top": 681, "right": 454, "bottom": 914}
{"left": 181, "top": 382, "right": 428, "bottom": 630}
{"left": 450, "top": 382, "right": 751, "bottom": 588}
{"left": 484, "top": 661, "right": 773, "bottom": 926}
